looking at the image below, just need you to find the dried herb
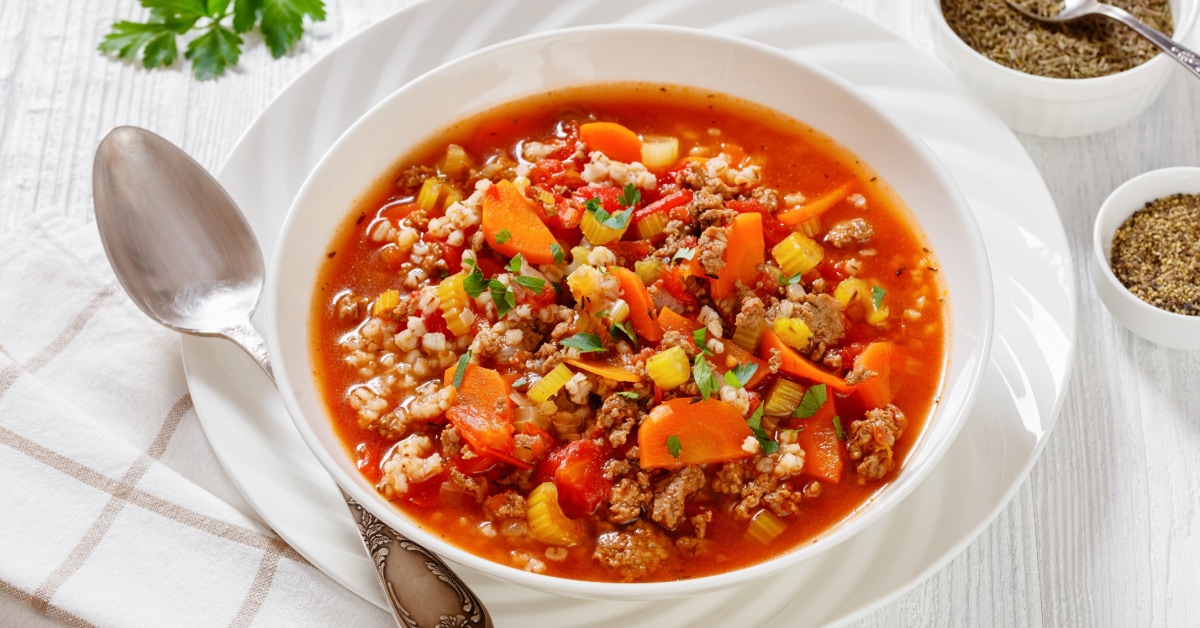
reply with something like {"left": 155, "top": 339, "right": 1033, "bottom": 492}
{"left": 941, "top": 0, "right": 1172, "bottom": 78}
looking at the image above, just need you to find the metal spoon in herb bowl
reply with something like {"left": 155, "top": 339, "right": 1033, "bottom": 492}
{"left": 93, "top": 125, "right": 491, "bottom": 628}
{"left": 1005, "top": 0, "right": 1200, "bottom": 79}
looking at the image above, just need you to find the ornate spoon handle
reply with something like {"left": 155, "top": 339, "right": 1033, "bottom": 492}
{"left": 1094, "top": 3, "right": 1200, "bottom": 79}
{"left": 341, "top": 489, "right": 492, "bottom": 628}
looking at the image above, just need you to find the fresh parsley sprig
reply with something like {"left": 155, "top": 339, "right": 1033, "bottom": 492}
{"left": 99, "top": 0, "right": 326, "bottom": 80}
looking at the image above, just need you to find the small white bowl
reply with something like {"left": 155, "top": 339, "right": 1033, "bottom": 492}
{"left": 266, "top": 24, "right": 994, "bottom": 600}
{"left": 927, "top": 0, "right": 1199, "bottom": 137}
{"left": 1093, "top": 166, "right": 1200, "bottom": 350}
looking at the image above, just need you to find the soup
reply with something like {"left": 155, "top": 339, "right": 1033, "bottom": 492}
{"left": 311, "top": 84, "right": 948, "bottom": 583}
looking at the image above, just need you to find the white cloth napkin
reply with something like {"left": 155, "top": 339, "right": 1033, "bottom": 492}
{"left": 0, "top": 215, "right": 390, "bottom": 627}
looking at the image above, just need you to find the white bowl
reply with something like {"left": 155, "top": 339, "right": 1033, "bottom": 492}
{"left": 1093, "top": 166, "right": 1200, "bottom": 350}
{"left": 928, "top": 0, "right": 1199, "bottom": 137}
{"left": 266, "top": 24, "right": 994, "bottom": 600}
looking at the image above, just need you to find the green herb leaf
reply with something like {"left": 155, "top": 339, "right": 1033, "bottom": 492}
{"left": 872, "top": 285, "right": 886, "bottom": 310}
{"left": 512, "top": 376, "right": 528, "bottom": 389}
{"left": 616, "top": 391, "right": 640, "bottom": 400}
{"left": 666, "top": 435, "right": 682, "bottom": 459}
{"left": 724, "top": 363, "right": 759, "bottom": 389}
{"left": 496, "top": 229, "right": 512, "bottom": 245}
{"left": 673, "top": 247, "right": 696, "bottom": 261}
{"left": 561, "top": 332, "right": 606, "bottom": 353}
{"left": 746, "top": 405, "right": 778, "bottom": 454}
{"left": 98, "top": 0, "right": 326, "bottom": 80}
{"left": 611, "top": 320, "right": 638, "bottom": 348}
{"left": 619, "top": 183, "right": 641, "bottom": 207}
{"left": 792, "top": 383, "right": 828, "bottom": 418}
{"left": 692, "top": 328, "right": 713, "bottom": 356}
{"left": 513, "top": 275, "right": 545, "bottom": 294}
{"left": 551, "top": 243, "right": 565, "bottom": 265}
{"left": 833, "top": 415, "right": 846, "bottom": 441}
{"left": 779, "top": 271, "right": 803, "bottom": 286}
{"left": 462, "top": 260, "right": 488, "bottom": 298}
{"left": 585, "top": 198, "right": 633, "bottom": 230}
{"left": 452, "top": 350, "right": 472, "bottom": 389}
{"left": 260, "top": 0, "right": 326, "bottom": 59}
{"left": 692, "top": 355, "right": 718, "bottom": 400}
{"left": 507, "top": 253, "right": 524, "bottom": 273}
{"left": 488, "top": 279, "right": 516, "bottom": 317}
{"left": 185, "top": 24, "right": 242, "bottom": 81}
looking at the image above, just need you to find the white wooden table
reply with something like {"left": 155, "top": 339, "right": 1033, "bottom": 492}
{"left": 3, "top": 0, "right": 1198, "bottom": 625}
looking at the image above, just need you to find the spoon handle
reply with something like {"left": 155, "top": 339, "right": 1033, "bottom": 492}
{"left": 223, "top": 321, "right": 275, "bottom": 383}
{"left": 341, "top": 489, "right": 492, "bottom": 628}
{"left": 1095, "top": 3, "right": 1200, "bottom": 79}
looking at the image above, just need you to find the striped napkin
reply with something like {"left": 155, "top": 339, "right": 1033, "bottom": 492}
{"left": 0, "top": 215, "right": 389, "bottom": 627}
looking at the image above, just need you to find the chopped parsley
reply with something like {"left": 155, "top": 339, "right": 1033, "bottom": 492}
{"left": 561, "top": 332, "right": 606, "bottom": 353}
{"left": 779, "top": 271, "right": 803, "bottom": 286}
{"left": 513, "top": 275, "right": 546, "bottom": 293}
{"left": 747, "top": 405, "right": 778, "bottom": 454}
{"left": 872, "top": 285, "right": 886, "bottom": 310}
{"left": 585, "top": 196, "right": 633, "bottom": 230}
{"left": 551, "top": 243, "right": 565, "bottom": 265}
{"left": 495, "top": 228, "right": 512, "bottom": 244}
{"left": 666, "top": 435, "right": 682, "bottom": 459}
{"left": 462, "top": 259, "right": 488, "bottom": 298}
{"left": 692, "top": 355, "right": 719, "bottom": 400}
{"left": 833, "top": 415, "right": 846, "bottom": 441}
{"left": 451, "top": 350, "right": 472, "bottom": 389}
{"left": 507, "top": 253, "right": 524, "bottom": 273}
{"left": 511, "top": 376, "right": 528, "bottom": 389}
{"left": 619, "top": 183, "right": 641, "bottom": 207}
{"left": 792, "top": 383, "right": 828, "bottom": 418}
{"left": 724, "top": 363, "right": 759, "bottom": 389}
{"left": 616, "top": 391, "right": 640, "bottom": 400}
{"left": 692, "top": 328, "right": 713, "bottom": 356}
{"left": 488, "top": 280, "right": 516, "bottom": 317}
{"left": 611, "top": 320, "right": 638, "bottom": 347}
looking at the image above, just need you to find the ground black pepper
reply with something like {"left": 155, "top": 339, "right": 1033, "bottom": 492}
{"left": 1110, "top": 193, "right": 1200, "bottom": 316}
{"left": 941, "top": 0, "right": 1173, "bottom": 79}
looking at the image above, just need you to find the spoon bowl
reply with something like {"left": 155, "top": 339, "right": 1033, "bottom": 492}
{"left": 92, "top": 126, "right": 490, "bottom": 628}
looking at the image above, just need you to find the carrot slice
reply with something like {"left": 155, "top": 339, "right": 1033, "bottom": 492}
{"left": 638, "top": 398, "right": 755, "bottom": 469}
{"left": 776, "top": 181, "right": 854, "bottom": 226}
{"left": 609, "top": 266, "right": 664, "bottom": 342}
{"left": 443, "top": 363, "right": 512, "bottom": 421}
{"left": 480, "top": 179, "right": 559, "bottom": 264}
{"left": 710, "top": 212, "right": 765, "bottom": 299}
{"left": 579, "top": 121, "right": 642, "bottom": 163}
{"left": 794, "top": 402, "right": 844, "bottom": 484}
{"left": 851, "top": 341, "right": 895, "bottom": 408}
{"left": 759, "top": 328, "right": 852, "bottom": 393}
{"left": 563, "top": 357, "right": 642, "bottom": 383}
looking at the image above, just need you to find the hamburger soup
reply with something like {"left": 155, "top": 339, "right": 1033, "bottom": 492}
{"left": 311, "top": 84, "right": 948, "bottom": 583}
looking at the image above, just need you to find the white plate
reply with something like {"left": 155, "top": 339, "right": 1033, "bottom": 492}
{"left": 181, "top": 0, "right": 1076, "bottom": 625}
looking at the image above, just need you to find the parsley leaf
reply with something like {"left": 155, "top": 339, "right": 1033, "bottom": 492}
{"left": 496, "top": 229, "right": 512, "bottom": 245}
{"left": 452, "top": 350, "right": 472, "bottom": 389}
{"left": 462, "top": 260, "right": 488, "bottom": 298}
{"left": 746, "top": 405, "right": 778, "bottom": 455}
{"left": 692, "top": 355, "right": 719, "bottom": 400}
{"left": 619, "top": 183, "right": 641, "bottom": 207}
{"left": 98, "top": 0, "right": 326, "bottom": 80}
{"left": 872, "top": 285, "right": 886, "bottom": 310}
{"left": 551, "top": 243, "right": 565, "bottom": 265}
{"left": 692, "top": 328, "right": 713, "bottom": 356}
{"left": 513, "top": 275, "right": 545, "bottom": 293}
{"left": 488, "top": 280, "right": 516, "bottom": 317}
{"left": 561, "top": 332, "right": 606, "bottom": 353}
{"left": 585, "top": 197, "right": 633, "bottom": 230}
{"left": 667, "top": 435, "right": 682, "bottom": 459}
{"left": 610, "top": 320, "right": 638, "bottom": 348}
{"left": 616, "top": 391, "right": 640, "bottom": 400}
{"left": 833, "top": 415, "right": 846, "bottom": 441}
{"left": 792, "top": 384, "right": 828, "bottom": 418}
{"left": 779, "top": 271, "right": 803, "bottom": 286}
{"left": 673, "top": 247, "right": 696, "bottom": 262}
{"left": 723, "top": 363, "right": 759, "bottom": 389}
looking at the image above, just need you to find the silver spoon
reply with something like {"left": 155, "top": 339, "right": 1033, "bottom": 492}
{"left": 1005, "top": 0, "right": 1200, "bottom": 80}
{"left": 93, "top": 125, "right": 491, "bottom": 628}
